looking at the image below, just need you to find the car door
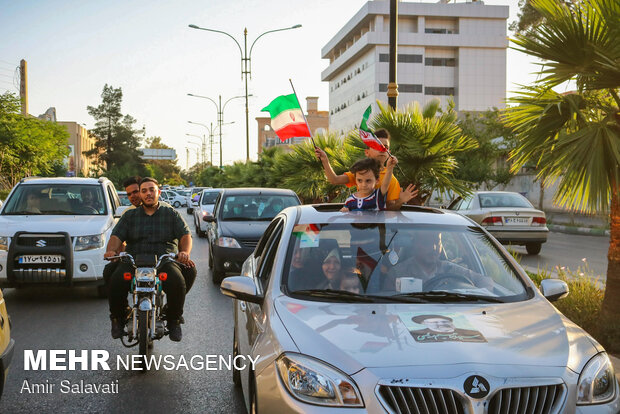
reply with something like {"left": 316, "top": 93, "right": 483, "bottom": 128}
{"left": 237, "top": 218, "right": 284, "bottom": 361}
{"left": 207, "top": 193, "right": 223, "bottom": 246}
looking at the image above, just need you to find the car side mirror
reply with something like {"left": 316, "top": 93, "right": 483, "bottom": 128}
{"left": 220, "top": 276, "right": 263, "bottom": 304}
{"left": 114, "top": 206, "right": 129, "bottom": 218}
{"left": 202, "top": 215, "right": 215, "bottom": 222}
{"left": 540, "top": 279, "right": 569, "bottom": 302}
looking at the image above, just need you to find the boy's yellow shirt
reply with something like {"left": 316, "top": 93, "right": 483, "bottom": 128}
{"left": 344, "top": 168, "right": 400, "bottom": 202}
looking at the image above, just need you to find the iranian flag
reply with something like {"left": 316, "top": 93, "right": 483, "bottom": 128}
{"left": 359, "top": 105, "right": 387, "bottom": 152}
{"left": 261, "top": 94, "right": 311, "bottom": 141}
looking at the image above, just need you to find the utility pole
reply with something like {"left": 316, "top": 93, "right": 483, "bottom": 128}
{"left": 388, "top": 0, "right": 399, "bottom": 109}
{"left": 19, "top": 59, "right": 28, "bottom": 116}
{"left": 219, "top": 95, "right": 223, "bottom": 168}
{"left": 209, "top": 122, "right": 214, "bottom": 166}
{"left": 185, "top": 148, "right": 189, "bottom": 170}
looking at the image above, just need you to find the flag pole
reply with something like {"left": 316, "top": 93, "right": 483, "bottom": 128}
{"left": 289, "top": 79, "right": 317, "bottom": 148}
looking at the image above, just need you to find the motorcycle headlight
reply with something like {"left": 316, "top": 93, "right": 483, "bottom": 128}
{"left": 577, "top": 353, "right": 616, "bottom": 405}
{"left": 217, "top": 237, "right": 241, "bottom": 248}
{"left": 0, "top": 236, "right": 9, "bottom": 251}
{"left": 75, "top": 234, "right": 105, "bottom": 251}
{"left": 276, "top": 353, "right": 364, "bottom": 407}
{"left": 136, "top": 268, "right": 156, "bottom": 282}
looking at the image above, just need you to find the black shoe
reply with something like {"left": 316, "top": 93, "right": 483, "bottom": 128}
{"left": 110, "top": 317, "right": 125, "bottom": 339}
{"left": 168, "top": 320, "right": 182, "bottom": 342}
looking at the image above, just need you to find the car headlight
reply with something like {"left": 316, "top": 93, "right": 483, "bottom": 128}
{"left": 0, "top": 236, "right": 8, "bottom": 251}
{"left": 75, "top": 234, "right": 105, "bottom": 251}
{"left": 217, "top": 237, "right": 241, "bottom": 248}
{"left": 276, "top": 353, "right": 364, "bottom": 407}
{"left": 577, "top": 353, "right": 616, "bottom": 405}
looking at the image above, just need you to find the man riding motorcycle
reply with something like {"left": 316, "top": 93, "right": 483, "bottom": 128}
{"left": 104, "top": 177, "right": 192, "bottom": 342}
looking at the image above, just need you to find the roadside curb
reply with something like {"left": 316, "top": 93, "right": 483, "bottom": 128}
{"left": 610, "top": 355, "right": 620, "bottom": 384}
{"left": 548, "top": 223, "right": 610, "bottom": 237}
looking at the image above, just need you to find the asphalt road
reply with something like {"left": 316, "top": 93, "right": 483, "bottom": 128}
{"left": 0, "top": 210, "right": 247, "bottom": 414}
{"left": 509, "top": 231, "right": 609, "bottom": 281}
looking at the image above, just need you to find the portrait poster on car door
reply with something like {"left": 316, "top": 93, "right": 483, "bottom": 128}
{"left": 400, "top": 313, "right": 487, "bottom": 343}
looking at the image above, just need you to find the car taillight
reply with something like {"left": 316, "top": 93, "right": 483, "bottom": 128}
{"left": 531, "top": 217, "right": 546, "bottom": 226}
{"left": 482, "top": 216, "right": 503, "bottom": 226}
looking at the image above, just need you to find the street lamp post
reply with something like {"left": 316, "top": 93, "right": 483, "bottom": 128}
{"left": 188, "top": 23, "right": 302, "bottom": 161}
{"left": 187, "top": 93, "right": 245, "bottom": 168}
{"left": 185, "top": 133, "right": 206, "bottom": 165}
{"left": 188, "top": 121, "right": 235, "bottom": 166}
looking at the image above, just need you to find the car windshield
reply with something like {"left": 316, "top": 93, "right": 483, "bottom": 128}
{"left": 285, "top": 223, "right": 529, "bottom": 303}
{"left": 117, "top": 193, "right": 131, "bottom": 206}
{"left": 2, "top": 184, "right": 107, "bottom": 215}
{"left": 221, "top": 195, "right": 298, "bottom": 221}
{"left": 201, "top": 191, "right": 220, "bottom": 205}
{"left": 479, "top": 193, "right": 532, "bottom": 208}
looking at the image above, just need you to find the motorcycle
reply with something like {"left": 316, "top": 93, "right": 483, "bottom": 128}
{"left": 105, "top": 252, "right": 180, "bottom": 366}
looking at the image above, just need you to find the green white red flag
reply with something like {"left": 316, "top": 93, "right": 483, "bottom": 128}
{"left": 359, "top": 105, "right": 387, "bottom": 152}
{"left": 261, "top": 94, "right": 311, "bottom": 141}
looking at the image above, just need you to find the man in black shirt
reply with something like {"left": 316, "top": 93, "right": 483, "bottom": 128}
{"left": 104, "top": 177, "right": 192, "bottom": 342}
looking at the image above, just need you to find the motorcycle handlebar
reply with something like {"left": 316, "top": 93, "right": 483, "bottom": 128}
{"left": 104, "top": 252, "right": 183, "bottom": 268}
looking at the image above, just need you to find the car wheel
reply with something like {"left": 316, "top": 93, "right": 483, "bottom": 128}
{"left": 526, "top": 242, "right": 542, "bottom": 255}
{"left": 173, "top": 201, "right": 181, "bottom": 208}
{"left": 232, "top": 329, "right": 241, "bottom": 387}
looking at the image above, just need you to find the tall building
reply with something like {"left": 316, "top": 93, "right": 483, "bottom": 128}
{"left": 322, "top": 0, "right": 509, "bottom": 134}
{"left": 256, "top": 96, "right": 328, "bottom": 154}
{"left": 58, "top": 122, "right": 98, "bottom": 177}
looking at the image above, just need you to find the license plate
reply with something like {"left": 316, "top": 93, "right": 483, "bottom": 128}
{"left": 504, "top": 217, "right": 530, "bottom": 225}
{"left": 18, "top": 255, "right": 63, "bottom": 264}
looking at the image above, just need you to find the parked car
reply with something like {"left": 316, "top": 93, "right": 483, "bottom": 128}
{"left": 448, "top": 191, "right": 549, "bottom": 255}
{"left": 220, "top": 204, "right": 619, "bottom": 413}
{"left": 206, "top": 188, "right": 300, "bottom": 283}
{"left": 0, "top": 177, "right": 126, "bottom": 296}
{"left": 160, "top": 190, "right": 186, "bottom": 208}
{"left": 186, "top": 187, "right": 207, "bottom": 214}
{"left": 193, "top": 189, "right": 222, "bottom": 238}
{"left": 0, "top": 287, "right": 14, "bottom": 400}
{"left": 116, "top": 191, "right": 132, "bottom": 207}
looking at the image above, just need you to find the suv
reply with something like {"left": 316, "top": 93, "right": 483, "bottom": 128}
{"left": 0, "top": 177, "right": 126, "bottom": 296}
{"left": 160, "top": 190, "right": 186, "bottom": 208}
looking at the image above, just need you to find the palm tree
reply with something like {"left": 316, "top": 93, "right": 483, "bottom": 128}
{"left": 371, "top": 100, "right": 477, "bottom": 204}
{"left": 503, "top": 0, "right": 620, "bottom": 350}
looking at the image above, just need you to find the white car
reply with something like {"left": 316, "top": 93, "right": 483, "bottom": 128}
{"left": 160, "top": 190, "right": 186, "bottom": 208}
{"left": 221, "top": 204, "right": 619, "bottom": 413}
{"left": 193, "top": 189, "right": 222, "bottom": 238}
{"left": 0, "top": 177, "right": 127, "bottom": 296}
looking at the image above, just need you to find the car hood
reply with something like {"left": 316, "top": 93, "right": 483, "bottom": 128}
{"left": 0, "top": 215, "right": 114, "bottom": 237}
{"left": 274, "top": 296, "right": 597, "bottom": 375}
{"left": 219, "top": 220, "right": 270, "bottom": 239}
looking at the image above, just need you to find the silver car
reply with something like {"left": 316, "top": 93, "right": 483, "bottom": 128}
{"left": 221, "top": 205, "right": 618, "bottom": 413}
{"left": 193, "top": 188, "right": 222, "bottom": 237}
{"left": 448, "top": 191, "right": 549, "bottom": 255}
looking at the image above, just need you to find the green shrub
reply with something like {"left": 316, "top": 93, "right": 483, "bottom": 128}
{"left": 0, "top": 189, "right": 9, "bottom": 200}
{"left": 525, "top": 262, "right": 618, "bottom": 352}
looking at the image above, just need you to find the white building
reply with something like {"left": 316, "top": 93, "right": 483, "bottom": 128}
{"left": 321, "top": 0, "right": 509, "bottom": 134}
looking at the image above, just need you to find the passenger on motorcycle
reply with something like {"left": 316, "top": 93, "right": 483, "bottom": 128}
{"left": 104, "top": 177, "right": 192, "bottom": 342}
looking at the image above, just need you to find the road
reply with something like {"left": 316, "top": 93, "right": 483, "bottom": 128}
{"left": 0, "top": 210, "right": 247, "bottom": 414}
{"left": 509, "top": 231, "right": 609, "bottom": 281}
{"left": 0, "top": 211, "right": 610, "bottom": 413}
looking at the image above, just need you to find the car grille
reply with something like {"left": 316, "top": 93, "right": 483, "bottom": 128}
{"left": 378, "top": 386, "right": 465, "bottom": 414}
{"left": 16, "top": 234, "right": 67, "bottom": 247}
{"left": 239, "top": 239, "right": 258, "bottom": 249}
{"left": 488, "top": 384, "right": 565, "bottom": 414}
{"left": 13, "top": 268, "right": 67, "bottom": 282}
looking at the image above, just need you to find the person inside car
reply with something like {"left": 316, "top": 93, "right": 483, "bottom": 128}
{"left": 261, "top": 197, "right": 285, "bottom": 218}
{"left": 386, "top": 230, "right": 493, "bottom": 292}
{"left": 81, "top": 187, "right": 102, "bottom": 212}
{"left": 24, "top": 190, "right": 43, "bottom": 214}
{"left": 319, "top": 248, "right": 345, "bottom": 290}
{"left": 315, "top": 128, "right": 417, "bottom": 209}
{"left": 339, "top": 271, "right": 363, "bottom": 294}
{"left": 104, "top": 177, "right": 192, "bottom": 342}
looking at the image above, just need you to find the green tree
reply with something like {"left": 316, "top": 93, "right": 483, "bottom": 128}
{"left": 85, "top": 84, "right": 144, "bottom": 174}
{"left": 143, "top": 136, "right": 184, "bottom": 185}
{"left": 371, "top": 100, "right": 478, "bottom": 204}
{"left": 0, "top": 92, "right": 70, "bottom": 187}
{"left": 456, "top": 109, "right": 517, "bottom": 190}
{"left": 503, "top": 0, "right": 620, "bottom": 350}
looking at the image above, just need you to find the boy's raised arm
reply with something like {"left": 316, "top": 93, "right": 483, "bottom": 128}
{"left": 315, "top": 147, "right": 350, "bottom": 185}
{"left": 382, "top": 156, "right": 397, "bottom": 195}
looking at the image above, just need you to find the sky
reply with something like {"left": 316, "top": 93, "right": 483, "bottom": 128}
{"left": 0, "top": 0, "right": 539, "bottom": 170}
